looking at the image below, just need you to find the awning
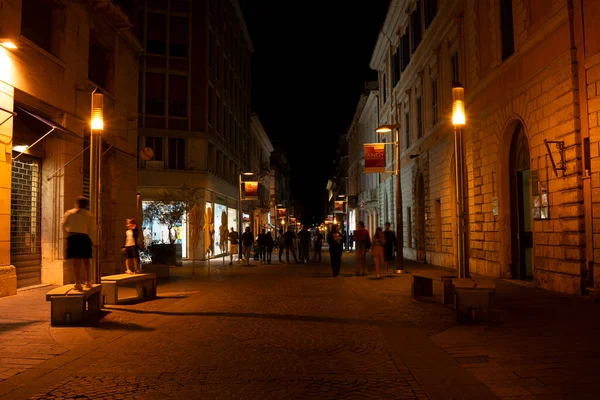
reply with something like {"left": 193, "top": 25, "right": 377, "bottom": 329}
{"left": 15, "top": 106, "right": 81, "bottom": 140}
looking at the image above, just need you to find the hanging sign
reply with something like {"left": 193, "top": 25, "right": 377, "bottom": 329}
{"left": 327, "top": 214, "right": 333, "bottom": 222}
{"left": 364, "top": 143, "right": 386, "bottom": 173}
{"left": 278, "top": 208, "right": 286, "bottom": 218}
{"left": 242, "top": 181, "right": 259, "bottom": 200}
{"left": 290, "top": 217, "right": 297, "bottom": 224}
{"left": 334, "top": 200, "right": 346, "bottom": 214}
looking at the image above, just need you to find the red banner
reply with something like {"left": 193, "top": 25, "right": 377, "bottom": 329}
{"left": 364, "top": 143, "right": 386, "bottom": 173}
{"left": 243, "top": 181, "right": 259, "bottom": 200}
{"left": 290, "top": 217, "right": 296, "bottom": 224}
{"left": 334, "top": 200, "right": 346, "bottom": 214}
{"left": 278, "top": 208, "right": 286, "bottom": 218}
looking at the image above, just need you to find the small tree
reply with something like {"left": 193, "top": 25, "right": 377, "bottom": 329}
{"left": 144, "top": 187, "right": 200, "bottom": 244}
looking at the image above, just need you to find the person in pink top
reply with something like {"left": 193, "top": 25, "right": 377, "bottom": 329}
{"left": 353, "top": 221, "right": 370, "bottom": 276}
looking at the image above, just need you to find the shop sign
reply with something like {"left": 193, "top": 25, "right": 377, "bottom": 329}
{"left": 327, "top": 214, "right": 333, "bottom": 222}
{"left": 290, "top": 217, "right": 296, "bottom": 224}
{"left": 333, "top": 200, "right": 346, "bottom": 214}
{"left": 363, "top": 143, "right": 386, "bottom": 173}
{"left": 278, "top": 208, "right": 286, "bottom": 218}
{"left": 242, "top": 181, "right": 259, "bottom": 200}
{"left": 140, "top": 147, "right": 154, "bottom": 160}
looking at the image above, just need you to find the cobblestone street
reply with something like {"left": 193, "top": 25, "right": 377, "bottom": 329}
{"left": 1, "top": 253, "right": 600, "bottom": 399}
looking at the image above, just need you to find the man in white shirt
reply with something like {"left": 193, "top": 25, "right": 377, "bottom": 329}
{"left": 61, "top": 197, "right": 93, "bottom": 290}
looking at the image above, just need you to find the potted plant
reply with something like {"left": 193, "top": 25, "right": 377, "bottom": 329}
{"left": 144, "top": 187, "right": 200, "bottom": 266}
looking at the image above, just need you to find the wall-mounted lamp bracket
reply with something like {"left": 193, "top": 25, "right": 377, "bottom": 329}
{"left": 544, "top": 140, "right": 566, "bottom": 177}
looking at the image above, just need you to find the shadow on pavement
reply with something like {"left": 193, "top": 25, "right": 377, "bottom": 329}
{"left": 110, "top": 308, "right": 409, "bottom": 327}
{"left": 0, "top": 320, "right": 45, "bottom": 332}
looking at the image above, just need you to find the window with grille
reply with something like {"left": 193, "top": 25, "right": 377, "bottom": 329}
{"left": 21, "top": 0, "right": 57, "bottom": 56}
{"left": 405, "top": 110, "right": 410, "bottom": 149}
{"left": 10, "top": 156, "right": 42, "bottom": 257}
{"left": 424, "top": 0, "right": 437, "bottom": 29}
{"left": 431, "top": 78, "right": 438, "bottom": 125}
{"left": 410, "top": 2, "right": 422, "bottom": 52}
{"left": 145, "top": 136, "right": 164, "bottom": 161}
{"left": 417, "top": 97, "right": 423, "bottom": 138}
{"left": 500, "top": 0, "right": 515, "bottom": 60}
{"left": 168, "top": 138, "right": 186, "bottom": 170}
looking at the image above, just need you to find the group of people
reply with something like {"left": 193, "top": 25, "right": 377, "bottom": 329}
{"left": 328, "top": 221, "right": 398, "bottom": 279}
{"left": 227, "top": 225, "right": 325, "bottom": 266}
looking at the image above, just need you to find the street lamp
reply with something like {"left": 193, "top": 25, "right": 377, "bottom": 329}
{"left": 90, "top": 91, "right": 103, "bottom": 283}
{"left": 375, "top": 123, "right": 403, "bottom": 273}
{"left": 239, "top": 171, "right": 254, "bottom": 261}
{"left": 452, "top": 84, "right": 468, "bottom": 278}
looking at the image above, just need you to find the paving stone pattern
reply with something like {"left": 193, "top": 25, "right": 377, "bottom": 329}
{"left": 2, "top": 254, "right": 600, "bottom": 399}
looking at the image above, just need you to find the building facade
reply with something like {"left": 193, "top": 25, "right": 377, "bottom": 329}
{"left": 0, "top": 0, "right": 140, "bottom": 296}
{"left": 369, "top": 0, "right": 600, "bottom": 295}
{"left": 269, "top": 148, "right": 291, "bottom": 232}
{"left": 249, "top": 113, "right": 273, "bottom": 237}
{"left": 135, "top": 0, "right": 253, "bottom": 260}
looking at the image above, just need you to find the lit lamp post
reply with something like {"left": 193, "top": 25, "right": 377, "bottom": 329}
{"left": 375, "top": 123, "right": 403, "bottom": 273}
{"left": 452, "top": 84, "right": 468, "bottom": 278}
{"left": 90, "top": 91, "right": 104, "bottom": 283}
{"left": 239, "top": 171, "right": 254, "bottom": 261}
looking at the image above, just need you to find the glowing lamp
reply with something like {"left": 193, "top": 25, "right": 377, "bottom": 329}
{"left": 0, "top": 41, "right": 17, "bottom": 50}
{"left": 452, "top": 86, "right": 466, "bottom": 127}
{"left": 91, "top": 93, "right": 104, "bottom": 131}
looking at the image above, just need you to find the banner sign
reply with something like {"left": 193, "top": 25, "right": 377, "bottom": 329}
{"left": 327, "top": 214, "right": 333, "bottom": 222}
{"left": 278, "top": 208, "right": 286, "bottom": 218}
{"left": 290, "top": 217, "right": 297, "bottom": 224}
{"left": 243, "top": 181, "right": 259, "bottom": 200}
{"left": 364, "top": 143, "right": 386, "bottom": 173}
{"left": 334, "top": 200, "right": 346, "bottom": 214}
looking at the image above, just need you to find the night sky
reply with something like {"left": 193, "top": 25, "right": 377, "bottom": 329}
{"left": 239, "top": 1, "right": 391, "bottom": 223}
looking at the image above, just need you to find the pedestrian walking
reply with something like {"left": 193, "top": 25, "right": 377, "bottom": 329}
{"left": 298, "top": 225, "right": 311, "bottom": 264}
{"left": 228, "top": 227, "right": 239, "bottom": 265}
{"left": 313, "top": 228, "right": 323, "bottom": 263}
{"left": 283, "top": 227, "right": 298, "bottom": 263}
{"left": 353, "top": 221, "right": 370, "bottom": 276}
{"left": 383, "top": 222, "right": 396, "bottom": 276}
{"left": 257, "top": 229, "right": 267, "bottom": 264}
{"left": 327, "top": 225, "right": 343, "bottom": 277}
{"left": 349, "top": 233, "right": 354, "bottom": 252}
{"left": 277, "top": 228, "right": 286, "bottom": 263}
{"left": 265, "top": 231, "right": 274, "bottom": 264}
{"left": 121, "top": 218, "right": 142, "bottom": 274}
{"left": 372, "top": 227, "right": 386, "bottom": 279}
{"left": 241, "top": 227, "right": 254, "bottom": 265}
{"left": 61, "top": 196, "right": 93, "bottom": 290}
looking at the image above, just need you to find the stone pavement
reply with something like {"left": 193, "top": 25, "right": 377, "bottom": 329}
{"left": 0, "top": 253, "right": 597, "bottom": 399}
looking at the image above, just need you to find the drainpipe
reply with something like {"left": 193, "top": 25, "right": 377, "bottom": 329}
{"left": 569, "top": 0, "right": 594, "bottom": 294}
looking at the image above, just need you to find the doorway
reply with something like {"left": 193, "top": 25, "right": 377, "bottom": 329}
{"left": 416, "top": 173, "right": 426, "bottom": 263}
{"left": 509, "top": 123, "right": 533, "bottom": 280}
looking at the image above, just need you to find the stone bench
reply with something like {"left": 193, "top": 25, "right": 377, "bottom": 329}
{"left": 410, "top": 270, "right": 457, "bottom": 305}
{"left": 452, "top": 278, "right": 496, "bottom": 323}
{"left": 46, "top": 284, "right": 102, "bottom": 326}
{"left": 101, "top": 273, "right": 156, "bottom": 305}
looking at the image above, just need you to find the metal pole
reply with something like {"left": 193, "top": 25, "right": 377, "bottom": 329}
{"left": 345, "top": 195, "right": 349, "bottom": 251}
{"left": 454, "top": 126, "right": 467, "bottom": 278}
{"left": 238, "top": 174, "right": 243, "bottom": 262}
{"left": 395, "top": 128, "right": 404, "bottom": 272}
{"left": 90, "top": 131, "right": 102, "bottom": 283}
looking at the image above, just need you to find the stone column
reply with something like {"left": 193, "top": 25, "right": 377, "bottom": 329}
{"left": 0, "top": 81, "right": 16, "bottom": 297}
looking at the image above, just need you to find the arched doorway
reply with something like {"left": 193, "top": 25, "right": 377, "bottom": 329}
{"left": 509, "top": 122, "right": 533, "bottom": 280}
{"left": 416, "top": 173, "right": 426, "bottom": 262}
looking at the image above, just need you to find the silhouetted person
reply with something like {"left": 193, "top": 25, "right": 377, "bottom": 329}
{"left": 241, "top": 227, "right": 254, "bottom": 265}
{"left": 327, "top": 225, "right": 343, "bottom": 277}
{"left": 354, "top": 221, "right": 370, "bottom": 276}
{"left": 257, "top": 229, "right": 267, "bottom": 264}
{"left": 383, "top": 222, "right": 397, "bottom": 276}
{"left": 283, "top": 227, "right": 298, "bottom": 263}
{"left": 228, "top": 227, "right": 239, "bottom": 265}
{"left": 298, "top": 225, "right": 311, "bottom": 264}
{"left": 265, "top": 231, "right": 274, "bottom": 264}
{"left": 313, "top": 228, "right": 323, "bottom": 263}
{"left": 277, "top": 228, "right": 285, "bottom": 263}
{"left": 62, "top": 196, "right": 93, "bottom": 290}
